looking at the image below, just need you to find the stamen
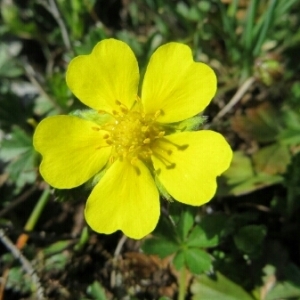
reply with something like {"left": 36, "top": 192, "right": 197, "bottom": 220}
{"left": 158, "top": 131, "right": 165, "bottom": 137}
{"left": 131, "top": 157, "right": 138, "bottom": 165}
{"left": 120, "top": 105, "right": 128, "bottom": 113}
{"left": 154, "top": 110, "right": 162, "bottom": 119}
{"left": 153, "top": 151, "right": 176, "bottom": 169}
{"left": 102, "top": 106, "right": 167, "bottom": 162}
{"left": 92, "top": 126, "right": 100, "bottom": 131}
{"left": 160, "top": 138, "right": 189, "bottom": 151}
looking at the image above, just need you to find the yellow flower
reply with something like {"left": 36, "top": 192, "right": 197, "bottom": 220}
{"left": 33, "top": 39, "right": 232, "bottom": 239}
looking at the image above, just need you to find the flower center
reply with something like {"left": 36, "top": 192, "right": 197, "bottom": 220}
{"left": 104, "top": 106, "right": 165, "bottom": 162}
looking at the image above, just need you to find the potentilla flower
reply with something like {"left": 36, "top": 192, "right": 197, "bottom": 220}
{"left": 33, "top": 39, "right": 232, "bottom": 239}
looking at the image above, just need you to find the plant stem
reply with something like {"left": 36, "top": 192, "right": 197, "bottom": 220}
{"left": 16, "top": 187, "right": 50, "bottom": 249}
{"left": 178, "top": 267, "right": 187, "bottom": 300}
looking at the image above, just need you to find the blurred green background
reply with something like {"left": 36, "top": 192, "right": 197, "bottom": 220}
{"left": 1, "top": 0, "right": 300, "bottom": 299}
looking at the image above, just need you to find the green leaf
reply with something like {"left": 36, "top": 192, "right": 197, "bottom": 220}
{"left": 0, "top": 127, "right": 33, "bottom": 160}
{"left": 223, "top": 151, "right": 254, "bottom": 185}
{"left": 173, "top": 250, "right": 185, "bottom": 270}
{"left": 252, "top": 143, "right": 291, "bottom": 175}
{"left": 44, "top": 252, "right": 69, "bottom": 272}
{"left": 279, "top": 107, "right": 300, "bottom": 145}
{"left": 201, "top": 214, "right": 229, "bottom": 241}
{"left": 191, "top": 272, "right": 254, "bottom": 300}
{"left": 187, "top": 226, "right": 218, "bottom": 248}
{"left": 233, "top": 225, "right": 267, "bottom": 255}
{"left": 177, "top": 207, "right": 194, "bottom": 241}
{"left": 184, "top": 248, "right": 212, "bottom": 274}
{"left": 187, "top": 215, "right": 228, "bottom": 248}
{"left": 87, "top": 281, "right": 107, "bottom": 300}
{"left": 0, "top": 93, "right": 33, "bottom": 132}
{"left": 284, "top": 152, "right": 300, "bottom": 216}
{"left": 142, "top": 238, "right": 179, "bottom": 258}
{"left": 231, "top": 103, "right": 281, "bottom": 143}
{"left": 0, "top": 43, "right": 23, "bottom": 78}
{"left": 0, "top": 127, "right": 37, "bottom": 190}
{"left": 43, "top": 241, "right": 72, "bottom": 256}
{"left": 265, "top": 263, "right": 300, "bottom": 300}
{"left": 151, "top": 213, "right": 178, "bottom": 242}
{"left": 6, "top": 267, "right": 32, "bottom": 294}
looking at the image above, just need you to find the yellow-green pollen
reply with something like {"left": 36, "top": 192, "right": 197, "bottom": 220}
{"left": 101, "top": 103, "right": 165, "bottom": 162}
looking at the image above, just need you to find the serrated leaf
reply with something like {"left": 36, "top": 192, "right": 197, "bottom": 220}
{"left": 185, "top": 248, "right": 212, "bottom": 274}
{"left": 186, "top": 226, "right": 217, "bottom": 248}
{"left": 0, "top": 93, "right": 33, "bottom": 132}
{"left": 201, "top": 214, "right": 228, "bottom": 241}
{"left": 151, "top": 214, "right": 178, "bottom": 242}
{"left": 0, "top": 127, "right": 37, "bottom": 189}
{"left": 187, "top": 220, "right": 223, "bottom": 248}
{"left": 191, "top": 272, "right": 254, "bottom": 300}
{"left": 173, "top": 250, "right": 185, "bottom": 270}
{"left": 177, "top": 208, "right": 194, "bottom": 241}
{"left": 235, "top": 173, "right": 282, "bottom": 195}
{"left": 6, "top": 267, "right": 31, "bottom": 294}
{"left": 231, "top": 102, "right": 280, "bottom": 143}
{"left": 0, "top": 127, "right": 33, "bottom": 161}
{"left": 253, "top": 143, "right": 291, "bottom": 175}
{"left": 142, "top": 238, "right": 179, "bottom": 258}
{"left": 0, "top": 44, "right": 23, "bottom": 78}
{"left": 233, "top": 225, "right": 267, "bottom": 255}
{"left": 186, "top": 226, "right": 205, "bottom": 247}
{"left": 223, "top": 151, "right": 254, "bottom": 185}
{"left": 279, "top": 128, "right": 300, "bottom": 145}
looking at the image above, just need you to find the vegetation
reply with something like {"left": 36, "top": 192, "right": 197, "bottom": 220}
{"left": 1, "top": 0, "right": 300, "bottom": 299}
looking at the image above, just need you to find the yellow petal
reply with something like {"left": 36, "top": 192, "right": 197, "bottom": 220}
{"left": 33, "top": 115, "right": 111, "bottom": 189}
{"left": 141, "top": 43, "right": 216, "bottom": 123}
{"left": 85, "top": 159, "right": 160, "bottom": 239}
{"left": 151, "top": 131, "right": 232, "bottom": 205}
{"left": 66, "top": 39, "right": 139, "bottom": 114}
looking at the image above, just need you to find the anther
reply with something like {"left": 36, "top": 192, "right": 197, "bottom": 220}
{"left": 92, "top": 126, "right": 100, "bottom": 131}
{"left": 120, "top": 104, "right": 128, "bottom": 113}
{"left": 103, "top": 134, "right": 110, "bottom": 139}
{"left": 106, "top": 140, "right": 113, "bottom": 145}
{"left": 158, "top": 131, "right": 165, "bottom": 137}
{"left": 131, "top": 157, "right": 138, "bottom": 165}
{"left": 115, "top": 100, "right": 122, "bottom": 105}
{"left": 154, "top": 110, "right": 162, "bottom": 119}
{"left": 129, "top": 146, "right": 135, "bottom": 152}
{"left": 141, "top": 126, "right": 148, "bottom": 132}
{"left": 143, "top": 138, "right": 151, "bottom": 144}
